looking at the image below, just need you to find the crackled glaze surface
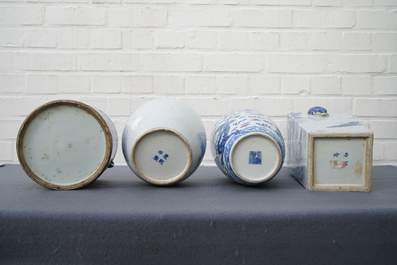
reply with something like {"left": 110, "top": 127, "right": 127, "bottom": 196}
{"left": 122, "top": 98, "right": 206, "bottom": 185}
{"left": 210, "top": 109, "right": 285, "bottom": 185}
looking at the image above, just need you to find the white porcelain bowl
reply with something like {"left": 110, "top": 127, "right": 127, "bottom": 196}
{"left": 122, "top": 98, "right": 206, "bottom": 185}
{"left": 17, "top": 100, "right": 118, "bottom": 190}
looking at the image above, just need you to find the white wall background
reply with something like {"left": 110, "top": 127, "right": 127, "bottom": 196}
{"left": 0, "top": 0, "right": 396, "bottom": 167}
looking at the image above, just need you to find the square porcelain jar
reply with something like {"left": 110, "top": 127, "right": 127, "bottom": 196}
{"left": 287, "top": 106, "right": 374, "bottom": 192}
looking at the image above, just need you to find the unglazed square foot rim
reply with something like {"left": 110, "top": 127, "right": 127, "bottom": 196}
{"left": 16, "top": 100, "right": 114, "bottom": 191}
{"left": 307, "top": 132, "right": 374, "bottom": 192}
{"left": 131, "top": 127, "right": 192, "bottom": 186}
{"left": 230, "top": 132, "right": 282, "bottom": 184}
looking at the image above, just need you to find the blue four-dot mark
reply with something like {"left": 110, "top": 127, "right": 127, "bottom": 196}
{"left": 249, "top": 151, "right": 262, "bottom": 165}
{"left": 153, "top": 150, "right": 169, "bottom": 166}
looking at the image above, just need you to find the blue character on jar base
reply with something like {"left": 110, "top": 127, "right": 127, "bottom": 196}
{"left": 249, "top": 151, "right": 262, "bottom": 165}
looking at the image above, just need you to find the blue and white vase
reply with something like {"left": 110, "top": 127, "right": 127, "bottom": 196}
{"left": 122, "top": 98, "right": 206, "bottom": 186}
{"left": 210, "top": 109, "right": 285, "bottom": 185}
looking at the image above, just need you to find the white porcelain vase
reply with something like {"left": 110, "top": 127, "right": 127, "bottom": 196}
{"left": 17, "top": 100, "right": 118, "bottom": 190}
{"left": 122, "top": 98, "right": 206, "bottom": 185}
{"left": 210, "top": 109, "right": 285, "bottom": 185}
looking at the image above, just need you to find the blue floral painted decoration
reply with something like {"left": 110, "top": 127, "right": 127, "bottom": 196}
{"left": 307, "top": 106, "right": 328, "bottom": 116}
{"left": 210, "top": 109, "right": 285, "bottom": 185}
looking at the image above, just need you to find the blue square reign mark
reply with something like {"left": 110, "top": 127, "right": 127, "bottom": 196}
{"left": 249, "top": 151, "right": 262, "bottom": 165}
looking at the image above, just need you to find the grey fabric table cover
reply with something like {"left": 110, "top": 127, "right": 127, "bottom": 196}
{"left": 1, "top": 164, "right": 396, "bottom": 265}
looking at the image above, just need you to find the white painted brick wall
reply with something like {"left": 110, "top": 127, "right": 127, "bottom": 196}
{"left": 0, "top": 1, "right": 396, "bottom": 167}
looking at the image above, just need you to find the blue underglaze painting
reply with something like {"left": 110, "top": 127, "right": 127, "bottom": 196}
{"left": 249, "top": 151, "right": 262, "bottom": 165}
{"left": 153, "top": 150, "right": 169, "bottom": 166}
{"left": 210, "top": 109, "right": 285, "bottom": 185}
{"left": 308, "top": 106, "right": 328, "bottom": 116}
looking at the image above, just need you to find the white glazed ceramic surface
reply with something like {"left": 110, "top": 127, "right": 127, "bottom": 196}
{"left": 17, "top": 100, "right": 118, "bottom": 190}
{"left": 210, "top": 109, "right": 285, "bottom": 185}
{"left": 287, "top": 107, "right": 373, "bottom": 192}
{"left": 122, "top": 98, "right": 206, "bottom": 185}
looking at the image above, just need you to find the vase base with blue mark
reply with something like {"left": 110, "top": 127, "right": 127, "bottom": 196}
{"left": 131, "top": 128, "right": 192, "bottom": 186}
{"left": 210, "top": 109, "right": 285, "bottom": 186}
{"left": 230, "top": 133, "right": 282, "bottom": 184}
{"left": 122, "top": 98, "right": 206, "bottom": 186}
